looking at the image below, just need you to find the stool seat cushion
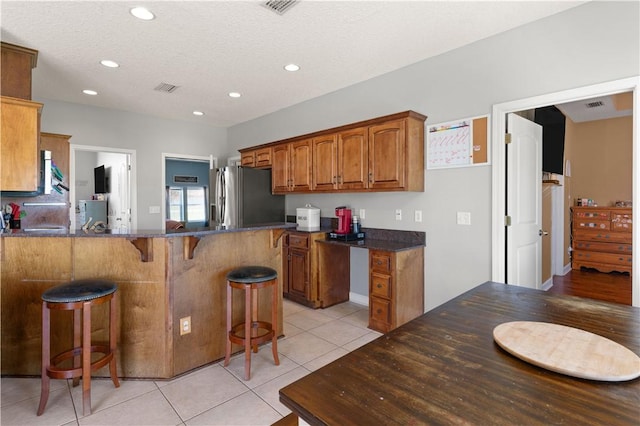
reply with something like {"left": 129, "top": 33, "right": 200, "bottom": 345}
{"left": 42, "top": 279, "right": 117, "bottom": 303}
{"left": 226, "top": 266, "right": 277, "bottom": 284}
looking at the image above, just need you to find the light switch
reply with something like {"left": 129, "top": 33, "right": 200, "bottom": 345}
{"left": 457, "top": 211, "right": 471, "bottom": 225}
{"left": 149, "top": 206, "right": 161, "bottom": 214}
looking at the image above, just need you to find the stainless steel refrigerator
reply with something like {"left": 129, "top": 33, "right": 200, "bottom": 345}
{"left": 211, "top": 166, "right": 285, "bottom": 227}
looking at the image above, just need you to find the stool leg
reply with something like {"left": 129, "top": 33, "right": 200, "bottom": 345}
{"left": 72, "top": 308, "right": 81, "bottom": 387}
{"left": 244, "top": 285, "right": 252, "bottom": 380}
{"left": 37, "top": 302, "right": 50, "bottom": 416}
{"left": 271, "top": 279, "right": 280, "bottom": 366}
{"left": 109, "top": 292, "right": 120, "bottom": 388}
{"left": 224, "top": 281, "right": 232, "bottom": 367}
{"left": 82, "top": 301, "right": 92, "bottom": 416}
{"left": 251, "top": 286, "right": 259, "bottom": 353}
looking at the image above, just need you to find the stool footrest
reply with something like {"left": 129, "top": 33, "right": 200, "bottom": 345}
{"left": 229, "top": 321, "right": 275, "bottom": 347}
{"left": 48, "top": 345, "right": 114, "bottom": 380}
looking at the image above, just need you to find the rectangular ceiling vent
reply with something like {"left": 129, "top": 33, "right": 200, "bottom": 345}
{"left": 585, "top": 100, "right": 604, "bottom": 108}
{"left": 262, "top": 0, "right": 298, "bottom": 15}
{"left": 154, "top": 82, "right": 179, "bottom": 93}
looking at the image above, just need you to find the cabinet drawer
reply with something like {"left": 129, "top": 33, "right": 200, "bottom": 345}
{"left": 573, "top": 210, "right": 610, "bottom": 220}
{"left": 370, "top": 296, "right": 391, "bottom": 325}
{"left": 572, "top": 229, "right": 631, "bottom": 244}
{"left": 573, "top": 241, "right": 632, "bottom": 254}
{"left": 611, "top": 213, "right": 632, "bottom": 232}
{"left": 573, "top": 250, "right": 632, "bottom": 266}
{"left": 370, "top": 252, "right": 392, "bottom": 273}
{"left": 573, "top": 218, "right": 610, "bottom": 230}
{"left": 370, "top": 272, "right": 392, "bottom": 299}
{"left": 287, "top": 234, "right": 309, "bottom": 249}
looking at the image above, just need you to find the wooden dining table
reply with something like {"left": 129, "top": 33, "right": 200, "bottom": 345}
{"left": 279, "top": 281, "right": 639, "bottom": 425}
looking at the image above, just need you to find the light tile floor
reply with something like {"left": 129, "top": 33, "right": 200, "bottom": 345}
{"left": 1, "top": 299, "right": 380, "bottom": 426}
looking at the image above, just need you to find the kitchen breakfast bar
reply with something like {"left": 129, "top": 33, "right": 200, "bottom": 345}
{"left": 0, "top": 223, "right": 295, "bottom": 379}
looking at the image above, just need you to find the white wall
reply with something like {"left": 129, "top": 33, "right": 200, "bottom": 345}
{"left": 37, "top": 101, "right": 228, "bottom": 229}
{"left": 227, "top": 2, "right": 640, "bottom": 310}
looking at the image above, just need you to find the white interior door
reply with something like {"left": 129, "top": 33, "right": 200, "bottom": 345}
{"left": 506, "top": 113, "right": 543, "bottom": 288}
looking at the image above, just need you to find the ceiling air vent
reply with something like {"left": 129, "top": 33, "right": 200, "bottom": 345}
{"left": 154, "top": 82, "right": 179, "bottom": 93}
{"left": 585, "top": 100, "right": 604, "bottom": 108}
{"left": 262, "top": 0, "right": 298, "bottom": 15}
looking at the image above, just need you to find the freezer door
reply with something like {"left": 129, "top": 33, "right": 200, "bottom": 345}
{"left": 238, "top": 167, "right": 284, "bottom": 225}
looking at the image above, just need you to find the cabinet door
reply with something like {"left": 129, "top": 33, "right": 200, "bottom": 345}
{"left": 254, "top": 147, "right": 272, "bottom": 168}
{"left": 288, "top": 247, "right": 309, "bottom": 300}
{"left": 338, "top": 127, "right": 368, "bottom": 190}
{"left": 240, "top": 151, "right": 255, "bottom": 167}
{"left": 272, "top": 144, "right": 291, "bottom": 193}
{"left": 312, "top": 134, "right": 337, "bottom": 191}
{"left": 368, "top": 119, "right": 405, "bottom": 190}
{"left": 290, "top": 139, "right": 312, "bottom": 192}
{"left": 1, "top": 97, "right": 42, "bottom": 191}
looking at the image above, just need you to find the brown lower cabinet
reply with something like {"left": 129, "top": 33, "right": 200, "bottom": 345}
{"left": 283, "top": 231, "right": 349, "bottom": 308}
{"left": 369, "top": 248, "right": 424, "bottom": 333}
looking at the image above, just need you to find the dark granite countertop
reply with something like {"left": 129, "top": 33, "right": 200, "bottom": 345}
{"left": 0, "top": 222, "right": 296, "bottom": 238}
{"left": 316, "top": 237, "right": 423, "bottom": 252}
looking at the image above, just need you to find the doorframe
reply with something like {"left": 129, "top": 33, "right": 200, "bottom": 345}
{"left": 69, "top": 144, "right": 137, "bottom": 231}
{"left": 161, "top": 153, "right": 217, "bottom": 230}
{"left": 491, "top": 76, "right": 640, "bottom": 307}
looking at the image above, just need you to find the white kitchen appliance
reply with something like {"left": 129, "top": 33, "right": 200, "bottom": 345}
{"left": 296, "top": 204, "right": 320, "bottom": 231}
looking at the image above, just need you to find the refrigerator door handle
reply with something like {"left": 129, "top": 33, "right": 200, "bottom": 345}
{"left": 217, "top": 169, "right": 226, "bottom": 224}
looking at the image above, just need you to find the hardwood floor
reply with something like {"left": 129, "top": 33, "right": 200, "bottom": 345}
{"left": 548, "top": 268, "right": 632, "bottom": 305}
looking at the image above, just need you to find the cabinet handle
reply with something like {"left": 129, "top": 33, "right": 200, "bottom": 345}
{"left": 377, "top": 284, "right": 382, "bottom": 288}
{"left": 368, "top": 172, "right": 373, "bottom": 182}
{"left": 377, "top": 309, "right": 382, "bottom": 314}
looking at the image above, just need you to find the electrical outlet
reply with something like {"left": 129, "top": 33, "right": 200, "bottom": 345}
{"left": 414, "top": 210, "right": 422, "bottom": 222}
{"left": 180, "top": 316, "right": 191, "bottom": 335}
{"left": 395, "top": 209, "right": 402, "bottom": 221}
{"left": 359, "top": 209, "right": 366, "bottom": 220}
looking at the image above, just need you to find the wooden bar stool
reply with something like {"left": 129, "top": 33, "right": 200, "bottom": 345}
{"left": 224, "top": 266, "right": 279, "bottom": 380}
{"left": 38, "top": 279, "right": 120, "bottom": 416}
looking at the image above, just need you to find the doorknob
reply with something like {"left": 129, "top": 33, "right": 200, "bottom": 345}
{"left": 539, "top": 229, "right": 549, "bottom": 236}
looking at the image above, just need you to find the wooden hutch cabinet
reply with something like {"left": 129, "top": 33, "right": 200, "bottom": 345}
{"left": 571, "top": 206, "right": 632, "bottom": 274}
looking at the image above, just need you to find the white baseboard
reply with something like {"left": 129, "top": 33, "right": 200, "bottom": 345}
{"left": 349, "top": 292, "right": 368, "bottom": 307}
{"left": 541, "top": 278, "right": 553, "bottom": 291}
{"left": 563, "top": 263, "right": 572, "bottom": 275}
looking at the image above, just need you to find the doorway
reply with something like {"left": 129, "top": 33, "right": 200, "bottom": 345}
{"left": 161, "top": 153, "right": 217, "bottom": 230}
{"left": 491, "top": 76, "right": 640, "bottom": 307}
{"left": 70, "top": 145, "right": 136, "bottom": 232}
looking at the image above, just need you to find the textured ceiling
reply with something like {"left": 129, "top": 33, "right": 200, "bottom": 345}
{"left": 1, "top": 1, "right": 585, "bottom": 127}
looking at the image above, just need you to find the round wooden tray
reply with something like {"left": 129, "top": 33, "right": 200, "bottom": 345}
{"left": 493, "top": 321, "right": 640, "bottom": 381}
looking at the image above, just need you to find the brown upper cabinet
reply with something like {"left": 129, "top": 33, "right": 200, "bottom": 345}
{"left": 1, "top": 42, "right": 38, "bottom": 100}
{"left": 272, "top": 139, "right": 312, "bottom": 193}
{"left": 241, "top": 146, "right": 272, "bottom": 168}
{"left": 240, "top": 110, "right": 427, "bottom": 194}
{"left": 0, "top": 96, "right": 43, "bottom": 192}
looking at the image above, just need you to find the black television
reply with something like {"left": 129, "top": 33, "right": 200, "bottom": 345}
{"left": 534, "top": 106, "right": 566, "bottom": 175}
{"left": 94, "top": 165, "right": 109, "bottom": 193}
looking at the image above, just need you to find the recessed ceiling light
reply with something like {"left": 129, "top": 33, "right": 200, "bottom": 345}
{"left": 284, "top": 63, "right": 300, "bottom": 72}
{"left": 130, "top": 7, "right": 155, "bottom": 21}
{"left": 228, "top": 92, "right": 241, "bottom": 98}
{"left": 193, "top": 111, "right": 204, "bottom": 116}
{"left": 82, "top": 89, "right": 98, "bottom": 96}
{"left": 100, "top": 60, "right": 119, "bottom": 68}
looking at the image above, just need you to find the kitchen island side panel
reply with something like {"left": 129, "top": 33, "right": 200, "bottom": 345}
{"left": 72, "top": 237, "right": 170, "bottom": 378}
{"left": 0, "top": 237, "right": 73, "bottom": 375}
